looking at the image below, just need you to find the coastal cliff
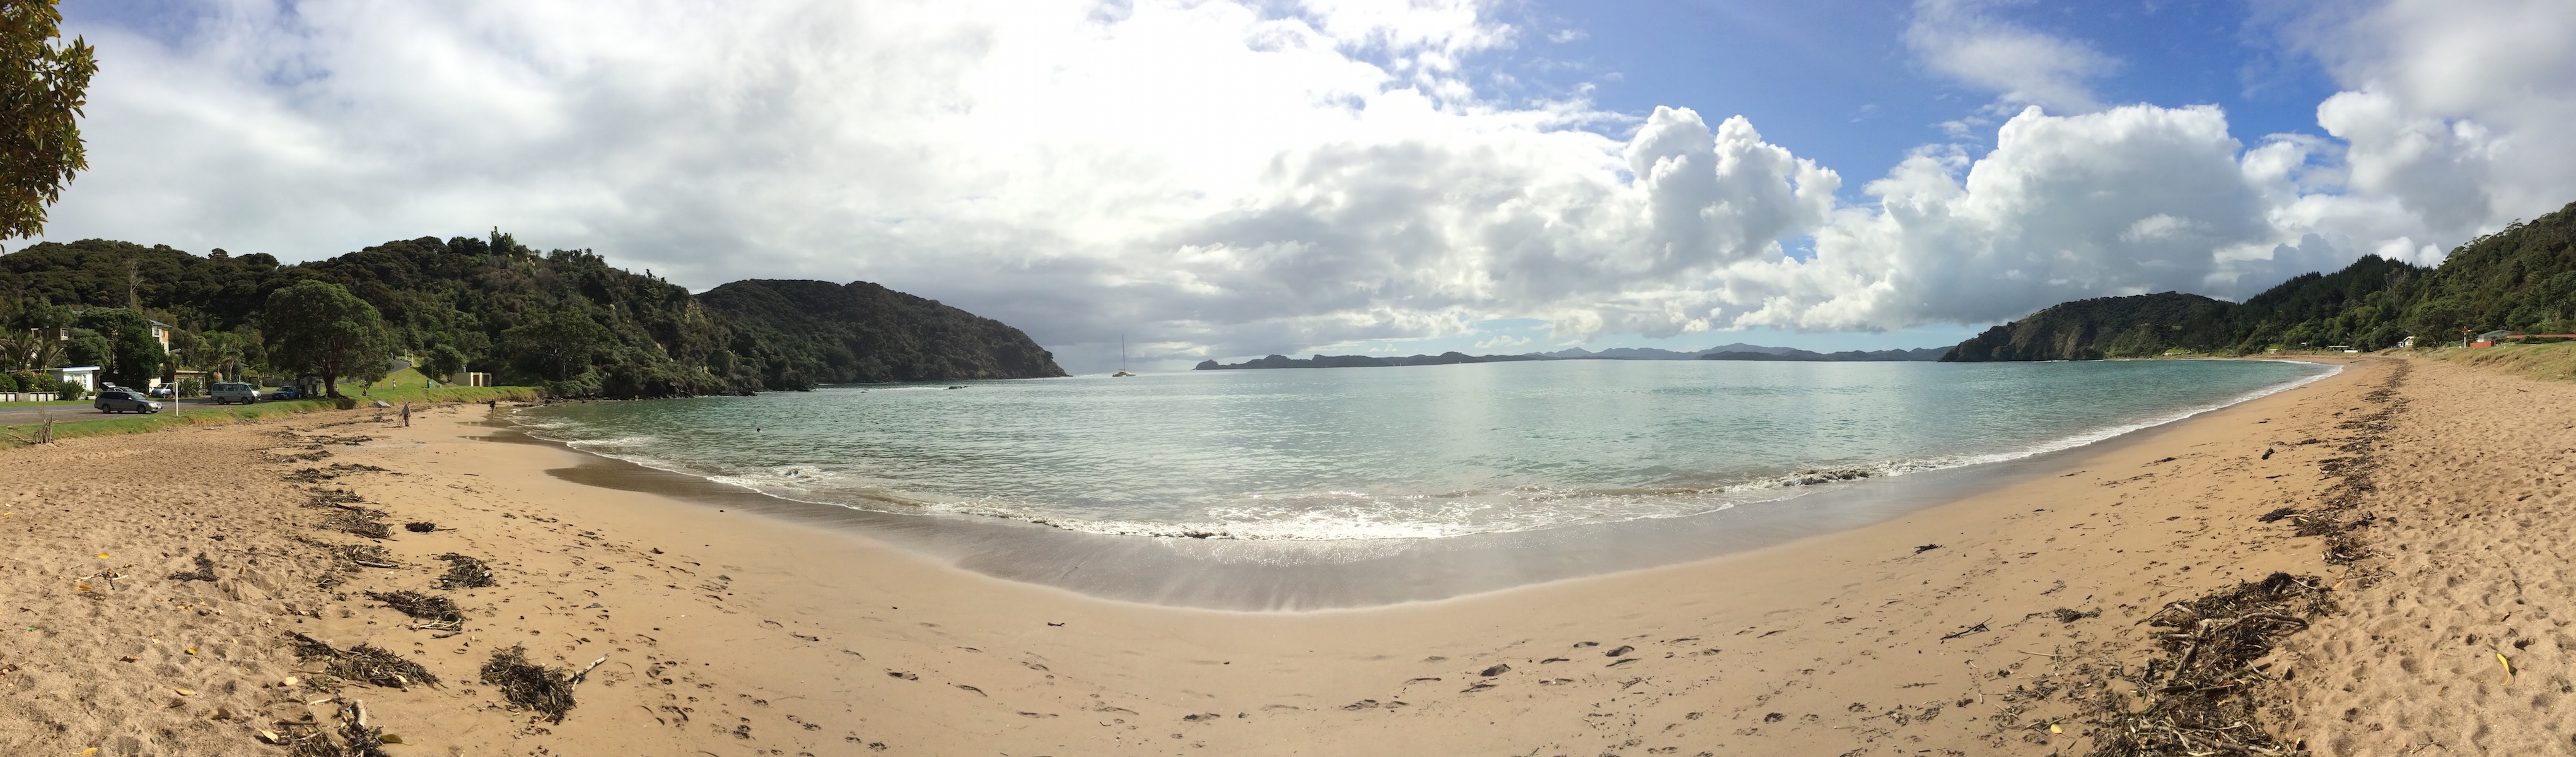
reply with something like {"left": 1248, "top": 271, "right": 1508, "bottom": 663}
{"left": 700, "top": 279, "right": 1065, "bottom": 385}
{"left": 1941, "top": 292, "right": 2235, "bottom": 361}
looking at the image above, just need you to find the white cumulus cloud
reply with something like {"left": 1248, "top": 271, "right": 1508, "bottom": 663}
{"left": 28, "top": 0, "right": 2576, "bottom": 368}
{"left": 1905, "top": 0, "right": 2118, "bottom": 113}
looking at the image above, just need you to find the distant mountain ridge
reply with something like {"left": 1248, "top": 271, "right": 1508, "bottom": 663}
{"left": 1942, "top": 199, "right": 2576, "bottom": 361}
{"left": 1535, "top": 343, "right": 1802, "bottom": 360}
{"left": 1194, "top": 343, "right": 1944, "bottom": 370}
{"left": 1705, "top": 347, "right": 1949, "bottom": 361}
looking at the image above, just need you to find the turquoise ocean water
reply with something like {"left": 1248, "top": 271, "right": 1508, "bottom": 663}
{"left": 513, "top": 359, "right": 2334, "bottom": 542}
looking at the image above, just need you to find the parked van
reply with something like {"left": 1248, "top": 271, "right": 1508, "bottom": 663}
{"left": 209, "top": 382, "right": 260, "bottom": 404}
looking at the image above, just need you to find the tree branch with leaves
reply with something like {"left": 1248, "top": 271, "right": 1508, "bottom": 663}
{"left": 0, "top": 0, "right": 95, "bottom": 240}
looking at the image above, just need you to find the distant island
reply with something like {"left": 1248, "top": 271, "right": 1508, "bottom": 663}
{"left": 1940, "top": 199, "right": 2575, "bottom": 361}
{"left": 1194, "top": 344, "right": 1944, "bottom": 370}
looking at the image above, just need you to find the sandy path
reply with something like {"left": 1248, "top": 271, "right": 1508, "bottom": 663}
{"left": 5, "top": 356, "right": 2532, "bottom": 757}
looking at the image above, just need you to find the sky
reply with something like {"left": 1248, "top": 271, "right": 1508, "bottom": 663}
{"left": 36, "top": 0, "right": 2576, "bottom": 373}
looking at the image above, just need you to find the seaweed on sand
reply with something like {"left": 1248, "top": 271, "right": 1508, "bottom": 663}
{"left": 2080, "top": 363, "right": 2409, "bottom": 755}
{"left": 434, "top": 553, "right": 496, "bottom": 589}
{"left": 2082, "top": 572, "right": 2336, "bottom": 756}
{"left": 265, "top": 700, "right": 393, "bottom": 757}
{"left": 265, "top": 720, "right": 347, "bottom": 757}
{"left": 302, "top": 489, "right": 394, "bottom": 539}
{"left": 323, "top": 510, "right": 392, "bottom": 540}
{"left": 335, "top": 700, "right": 393, "bottom": 757}
{"left": 295, "top": 537, "right": 397, "bottom": 590}
{"left": 363, "top": 590, "right": 460, "bottom": 621}
{"left": 285, "top": 462, "right": 393, "bottom": 483}
{"left": 481, "top": 645, "right": 579, "bottom": 723}
{"left": 288, "top": 632, "right": 440, "bottom": 690}
{"left": 330, "top": 543, "right": 395, "bottom": 567}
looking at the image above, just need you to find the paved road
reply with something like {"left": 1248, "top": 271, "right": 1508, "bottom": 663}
{"left": 0, "top": 398, "right": 232, "bottom": 427}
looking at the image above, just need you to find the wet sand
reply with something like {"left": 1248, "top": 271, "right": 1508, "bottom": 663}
{"left": 5, "top": 355, "right": 2548, "bottom": 756}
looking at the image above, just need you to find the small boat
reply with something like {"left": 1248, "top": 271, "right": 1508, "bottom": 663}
{"left": 1112, "top": 335, "right": 1136, "bottom": 377}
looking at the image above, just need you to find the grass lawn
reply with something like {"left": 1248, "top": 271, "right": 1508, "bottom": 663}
{"left": 0, "top": 399, "right": 88, "bottom": 408}
{"left": 2430, "top": 341, "right": 2576, "bottom": 381}
{"left": 351, "top": 367, "right": 437, "bottom": 394}
{"left": 0, "top": 384, "right": 543, "bottom": 448}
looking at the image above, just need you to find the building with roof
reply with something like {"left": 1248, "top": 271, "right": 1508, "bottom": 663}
{"left": 49, "top": 366, "right": 99, "bottom": 392}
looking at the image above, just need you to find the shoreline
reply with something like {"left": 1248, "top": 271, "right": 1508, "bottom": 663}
{"left": 493, "top": 360, "right": 2345, "bottom": 611}
{"left": 15, "top": 354, "right": 2544, "bottom": 756}
{"left": 518, "top": 359, "right": 2341, "bottom": 545}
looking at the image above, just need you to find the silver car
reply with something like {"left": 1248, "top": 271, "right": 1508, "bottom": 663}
{"left": 93, "top": 389, "right": 163, "bottom": 414}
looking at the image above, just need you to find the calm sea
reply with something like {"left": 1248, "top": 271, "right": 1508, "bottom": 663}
{"left": 512, "top": 359, "right": 2334, "bottom": 542}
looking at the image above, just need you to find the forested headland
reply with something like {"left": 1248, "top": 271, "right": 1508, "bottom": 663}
{"left": 0, "top": 232, "right": 1064, "bottom": 397}
{"left": 1945, "top": 200, "right": 2576, "bottom": 361}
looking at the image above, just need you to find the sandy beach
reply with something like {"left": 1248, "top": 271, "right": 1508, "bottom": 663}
{"left": 4, "top": 355, "right": 2565, "bottom": 756}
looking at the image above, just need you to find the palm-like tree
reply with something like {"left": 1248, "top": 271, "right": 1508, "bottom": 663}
{"left": 1, "top": 299, "right": 71, "bottom": 372}
{"left": 186, "top": 330, "right": 248, "bottom": 382}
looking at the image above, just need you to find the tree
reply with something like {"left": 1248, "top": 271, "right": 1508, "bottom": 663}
{"left": 74, "top": 307, "right": 159, "bottom": 388}
{"left": 262, "top": 280, "right": 391, "bottom": 398}
{"left": 2405, "top": 297, "right": 2473, "bottom": 345}
{"left": 184, "top": 328, "right": 248, "bottom": 382}
{"left": 422, "top": 342, "right": 469, "bottom": 384}
{"left": 502, "top": 308, "right": 611, "bottom": 381}
{"left": 57, "top": 326, "right": 98, "bottom": 364}
{"left": 0, "top": 295, "right": 70, "bottom": 370}
{"left": 0, "top": 0, "right": 97, "bottom": 240}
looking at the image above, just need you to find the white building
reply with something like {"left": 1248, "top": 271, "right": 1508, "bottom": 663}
{"left": 49, "top": 366, "right": 100, "bottom": 392}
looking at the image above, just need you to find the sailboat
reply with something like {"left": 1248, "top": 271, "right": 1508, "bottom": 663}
{"left": 1112, "top": 334, "right": 1136, "bottom": 377}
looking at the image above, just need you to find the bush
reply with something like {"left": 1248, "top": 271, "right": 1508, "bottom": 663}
{"left": 0, "top": 373, "right": 16, "bottom": 393}
{"left": 55, "top": 382, "right": 82, "bottom": 401}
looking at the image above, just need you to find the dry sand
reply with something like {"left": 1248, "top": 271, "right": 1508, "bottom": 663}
{"left": 0, "top": 355, "right": 2558, "bottom": 756}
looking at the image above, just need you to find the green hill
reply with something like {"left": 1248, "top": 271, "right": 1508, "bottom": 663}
{"left": 699, "top": 279, "right": 1068, "bottom": 385}
{"left": 1944, "top": 200, "right": 2575, "bottom": 361}
{"left": 0, "top": 232, "right": 1064, "bottom": 396}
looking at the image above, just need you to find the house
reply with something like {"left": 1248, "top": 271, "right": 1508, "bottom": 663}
{"left": 51, "top": 311, "right": 181, "bottom": 388}
{"left": 2473, "top": 329, "right": 2514, "bottom": 347}
{"left": 49, "top": 366, "right": 100, "bottom": 392}
{"left": 2399, "top": 336, "right": 2416, "bottom": 349}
